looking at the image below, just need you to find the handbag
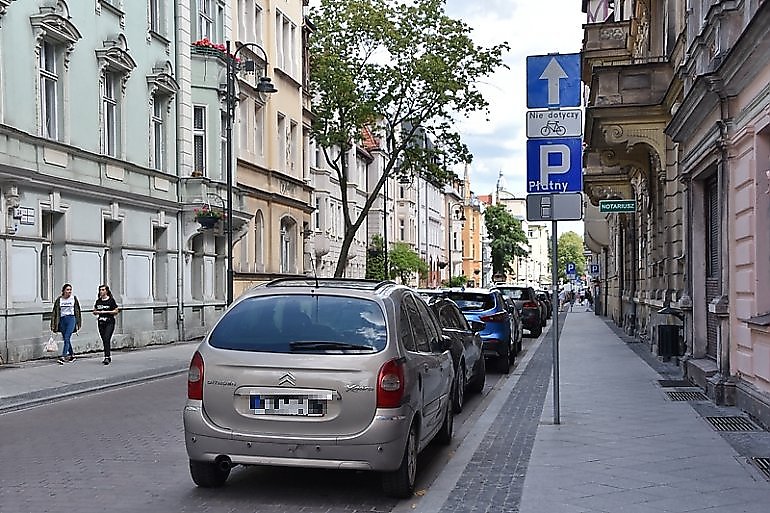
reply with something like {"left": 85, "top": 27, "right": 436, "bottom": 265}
{"left": 44, "top": 333, "right": 59, "bottom": 353}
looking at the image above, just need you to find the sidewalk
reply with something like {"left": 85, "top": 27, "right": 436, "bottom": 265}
{"left": 518, "top": 309, "right": 770, "bottom": 513}
{"left": 0, "top": 341, "right": 198, "bottom": 413}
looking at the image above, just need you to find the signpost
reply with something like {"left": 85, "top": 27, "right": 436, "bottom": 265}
{"left": 525, "top": 52, "right": 582, "bottom": 426}
{"left": 599, "top": 199, "right": 637, "bottom": 213}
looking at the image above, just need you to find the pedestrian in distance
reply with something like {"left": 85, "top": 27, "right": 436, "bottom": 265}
{"left": 50, "top": 283, "right": 82, "bottom": 364}
{"left": 93, "top": 284, "right": 119, "bottom": 365}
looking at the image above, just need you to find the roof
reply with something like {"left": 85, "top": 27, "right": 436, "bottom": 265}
{"left": 361, "top": 126, "right": 379, "bottom": 151}
{"left": 477, "top": 194, "right": 493, "bottom": 205}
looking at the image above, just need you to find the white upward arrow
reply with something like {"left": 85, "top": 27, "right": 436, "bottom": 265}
{"left": 539, "top": 57, "right": 568, "bottom": 105}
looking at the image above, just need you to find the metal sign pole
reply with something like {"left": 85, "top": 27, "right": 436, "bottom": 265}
{"left": 552, "top": 218, "right": 560, "bottom": 424}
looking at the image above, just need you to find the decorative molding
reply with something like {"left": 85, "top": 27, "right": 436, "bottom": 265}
{"left": 29, "top": 1, "right": 82, "bottom": 69}
{"left": 0, "top": 0, "right": 15, "bottom": 19}
{"left": 601, "top": 123, "right": 666, "bottom": 161}
{"left": 147, "top": 61, "right": 179, "bottom": 97}
{"left": 95, "top": 33, "right": 137, "bottom": 77}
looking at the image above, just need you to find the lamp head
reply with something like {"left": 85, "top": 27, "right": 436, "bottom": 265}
{"left": 257, "top": 76, "right": 278, "bottom": 94}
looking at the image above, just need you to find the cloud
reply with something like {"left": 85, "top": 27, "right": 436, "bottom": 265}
{"left": 446, "top": 0, "right": 585, "bottom": 200}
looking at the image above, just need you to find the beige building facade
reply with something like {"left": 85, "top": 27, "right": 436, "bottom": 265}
{"left": 581, "top": 0, "right": 770, "bottom": 428}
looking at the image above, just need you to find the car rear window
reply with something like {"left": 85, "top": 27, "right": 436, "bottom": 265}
{"left": 498, "top": 288, "right": 528, "bottom": 300}
{"left": 208, "top": 295, "right": 387, "bottom": 353}
{"left": 442, "top": 292, "right": 495, "bottom": 312}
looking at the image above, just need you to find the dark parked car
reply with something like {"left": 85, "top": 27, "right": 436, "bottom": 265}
{"left": 427, "top": 297, "right": 486, "bottom": 412}
{"left": 184, "top": 278, "right": 455, "bottom": 498}
{"left": 502, "top": 297, "right": 524, "bottom": 355}
{"left": 440, "top": 288, "right": 515, "bottom": 373}
{"left": 493, "top": 285, "right": 544, "bottom": 337}
{"left": 535, "top": 290, "right": 552, "bottom": 319}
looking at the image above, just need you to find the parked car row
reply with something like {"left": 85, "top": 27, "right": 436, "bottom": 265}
{"left": 183, "top": 278, "right": 496, "bottom": 499}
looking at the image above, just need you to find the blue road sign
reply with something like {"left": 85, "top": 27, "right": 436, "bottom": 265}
{"left": 526, "top": 138, "right": 583, "bottom": 194}
{"left": 589, "top": 263, "right": 600, "bottom": 276}
{"left": 566, "top": 262, "right": 576, "bottom": 276}
{"left": 526, "top": 53, "right": 581, "bottom": 108}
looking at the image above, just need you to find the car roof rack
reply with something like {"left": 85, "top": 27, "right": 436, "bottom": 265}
{"left": 264, "top": 277, "right": 397, "bottom": 290}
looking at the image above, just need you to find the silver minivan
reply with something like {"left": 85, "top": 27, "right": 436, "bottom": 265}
{"left": 183, "top": 278, "right": 455, "bottom": 497}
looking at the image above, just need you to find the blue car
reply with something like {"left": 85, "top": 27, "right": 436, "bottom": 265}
{"left": 441, "top": 288, "right": 515, "bottom": 374}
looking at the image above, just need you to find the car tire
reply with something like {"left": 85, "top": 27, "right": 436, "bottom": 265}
{"left": 382, "top": 423, "right": 418, "bottom": 498}
{"left": 541, "top": 316, "right": 547, "bottom": 327}
{"left": 497, "top": 347, "right": 511, "bottom": 374}
{"left": 453, "top": 366, "right": 465, "bottom": 413}
{"left": 468, "top": 356, "right": 485, "bottom": 393}
{"left": 436, "top": 401, "right": 454, "bottom": 446}
{"left": 189, "top": 459, "right": 230, "bottom": 488}
{"left": 531, "top": 324, "right": 543, "bottom": 337}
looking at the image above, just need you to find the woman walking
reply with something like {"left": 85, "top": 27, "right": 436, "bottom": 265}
{"left": 50, "top": 284, "right": 82, "bottom": 364}
{"left": 93, "top": 284, "right": 119, "bottom": 365}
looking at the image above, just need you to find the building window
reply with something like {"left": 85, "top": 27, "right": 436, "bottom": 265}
{"left": 255, "top": 210, "right": 264, "bottom": 272}
{"left": 220, "top": 109, "right": 228, "bottom": 179}
{"left": 102, "top": 72, "right": 119, "bottom": 156}
{"left": 40, "top": 212, "right": 54, "bottom": 301}
{"left": 275, "top": 10, "right": 297, "bottom": 76}
{"left": 193, "top": 105, "right": 207, "bottom": 176}
{"left": 400, "top": 218, "right": 405, "bottom": 240}
{"left": 39, "top": 40, "right": 61, "bottom": 140}
{"left": 238, "top": 0, "right": 263, "bottom": 43}
{"left": 289, "top": 120, "right": 298, "bottom": 173}
{"left": 277, "top": 113, "right": 286, "bottom": 172}
{"left": 254, "top": 103, "right": 264, "bottom": 156}
{"left": 151, "top": 97, "right": 165, "bottom": 170}
{"left": 152, "top": 226, "right": 167, "bottom": 300}
{"left": 280, "top": 218, "right": 296, "bottom": 274}
{"left": 198, "top": 0, "right": 214, "bottom": 40}
{"left": 149, "top": 0, "right": 164, "bottom": 35}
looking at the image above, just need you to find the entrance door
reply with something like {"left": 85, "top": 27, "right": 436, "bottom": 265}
{"left": 705, "top": 178, "right": 719, "bottom": 359}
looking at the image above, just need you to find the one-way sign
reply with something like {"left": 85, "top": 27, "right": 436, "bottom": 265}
{"left": 526, "top": 53, "right": 581, "bottom": 109}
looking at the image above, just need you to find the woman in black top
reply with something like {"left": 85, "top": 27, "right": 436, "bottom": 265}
{"left": 92, "top": 284, "right": 119, "bottom": 365}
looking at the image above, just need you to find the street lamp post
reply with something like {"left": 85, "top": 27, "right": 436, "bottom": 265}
{"left": 225, "top": 40, "right": 277, "bottom": 305}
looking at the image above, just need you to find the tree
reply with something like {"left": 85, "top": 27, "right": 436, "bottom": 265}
{"left": 557, "top": 231, "right": 586, "bottom": 282}
{"left": 389, "top": 242, "right": 428, "bottom": 284}
{"left": 442, "top": 275, "right": 468, "bottom": 287}
{"left": 309, "top": 0, "right": 508, "bottom": 277}
{"left": 365, "top": 234, "right": 386, "bottom": 280}
{"left": 484, "top": 204, "right": 529, "bottom": 275}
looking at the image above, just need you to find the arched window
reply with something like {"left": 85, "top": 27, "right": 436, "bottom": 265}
{"left": 280, "top": 216, "right": 297, "bottom": 274}
{"left": 254, "top": 210, "right": 264, "bottom": 272}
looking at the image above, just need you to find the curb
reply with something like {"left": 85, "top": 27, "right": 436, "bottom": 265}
{"left": 0, "top": 364, "right": 188, "bottom": 415}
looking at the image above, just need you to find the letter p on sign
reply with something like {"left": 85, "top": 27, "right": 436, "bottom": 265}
{"left": 540, "top": 144, "right": 570, "bottom": 184}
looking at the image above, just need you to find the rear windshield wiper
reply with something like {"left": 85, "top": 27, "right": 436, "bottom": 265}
{"left": 289, "top": 341, "right": 376, "bottom": 351}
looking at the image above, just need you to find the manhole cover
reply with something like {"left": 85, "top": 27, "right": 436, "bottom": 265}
{"left": 658, "top": 379, "right": 694, "bottom": 387}
{"left": 705, "top": 416, "right": 761, "bottom": 432}
{"left": 751, "top": 458, "right": 770, "bottom": 481}
{"left": 667, "top": 391, "right": 708, "bottom": 401}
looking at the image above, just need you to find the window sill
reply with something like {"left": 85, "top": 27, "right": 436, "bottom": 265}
{"left": 149, "top": 29, "right": 170, "bottom": 46}
{"left": 274, "top": 66, "right": 302, "bottom": 88}
{"left": 743, "top": 313, "right": 770, "bottom": 327}
{"left": 99, "top": 1, "right": 125, "bottom": 18}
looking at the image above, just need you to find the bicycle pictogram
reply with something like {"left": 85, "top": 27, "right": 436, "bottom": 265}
{"left": 540, "top": 120, "right": 567, "bottom": 136}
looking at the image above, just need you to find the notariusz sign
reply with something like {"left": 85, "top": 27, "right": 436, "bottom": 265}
{"left": 599, "top": 199, "right": 636, "bottom": 213}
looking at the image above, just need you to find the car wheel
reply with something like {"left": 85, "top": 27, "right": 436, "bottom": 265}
{"left": 531, "top": 324, "right": 543, "bottom": 337}
{"left": 453, "top": 366, "right": 465, "bottom": 413}
{"left": 436, "top": 400, "right": 454, "bottom": 445}
{"left": 497, "top": 347, "right": 511, "bottom": 374}
{"left": 189, "top": 459, "right": 230, "bottom": 488}
{"left": 468, "top": 356, "right": 485, "bottom": 393}
{"left": 382, "top": 423, "right": 418, "bottom": 498}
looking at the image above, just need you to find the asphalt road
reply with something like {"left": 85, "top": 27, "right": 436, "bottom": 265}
{"left": 0, "top": 366, "right": 505, "bottom": 513}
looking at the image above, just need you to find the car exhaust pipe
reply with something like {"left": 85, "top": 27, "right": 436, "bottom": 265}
{"left": 214, "top": 455, "right": 232, "bottom": 472}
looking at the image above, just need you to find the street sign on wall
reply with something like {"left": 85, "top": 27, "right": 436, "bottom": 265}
{"left": 589, "top": 263, "right": 600, "bottom": 276}
{"left": 526, "top": 138, "right": 583, "bottom": 194}
{"left": 526, "top": 53, "right": 581, "bottom": 109}
{"left": 526, "top": 109, "right": 583, "bottom": 138}
{"left": 599, "top": 199, "right": 637, "bottom": 213}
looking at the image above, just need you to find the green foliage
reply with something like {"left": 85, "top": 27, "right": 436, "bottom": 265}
{"left": 442, "top": 275, "right": 468, "bottom": 287}
{"left": 309, "top": 0, "right": 509, "bottom": 276}
{"left": 388, "top": 242, "right": 428, "bottom": 284}
{"left": 365, "top": 234, "right": 386, "bottom": 280}
{"left": 483, "top": 204, "right": 529, "bottom": 275}
{"left": 557, "top": 231, "right": 586, "bottom": 281}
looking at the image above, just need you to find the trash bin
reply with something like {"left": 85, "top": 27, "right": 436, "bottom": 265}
{"left": 658, "top": 324, "right": 681, "bottom": 357}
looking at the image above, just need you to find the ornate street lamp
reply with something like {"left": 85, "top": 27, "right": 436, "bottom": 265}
{"left": 225, "top": 41, "right": 277, "bottom": 304}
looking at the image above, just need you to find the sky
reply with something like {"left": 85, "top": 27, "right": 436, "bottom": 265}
{"left": 444, "top": 0, "right": 586, "bottom": 236}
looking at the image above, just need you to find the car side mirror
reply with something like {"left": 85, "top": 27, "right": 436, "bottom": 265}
{"left": 440, "top": 334, "right": 453, "bottom": 351}
{"left": 469, "top": 320, "right": 485, "bottom": 333}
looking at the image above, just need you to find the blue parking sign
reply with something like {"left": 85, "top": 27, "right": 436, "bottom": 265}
{"left": 526, "top": 138, "right": 583, "bottom": 194}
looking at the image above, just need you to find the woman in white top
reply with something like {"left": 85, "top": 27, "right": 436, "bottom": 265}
{"left": 50, "top": 283, "right": 82, "bottom": 364}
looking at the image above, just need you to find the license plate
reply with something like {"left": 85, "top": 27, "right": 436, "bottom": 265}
{"left": 250, "top": 395, "right": 326, "bottom": 416}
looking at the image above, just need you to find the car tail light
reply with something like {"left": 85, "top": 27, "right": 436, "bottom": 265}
{"left": 188, "top": 351, "right": 204, "bottom": 400}
{"left": 377, "top": 358, "right": 406, "bottom": 408}
{"left": 523, "top": 301, "right": 539, "bottom": 309}
{"left": 480, "top": 312, "right": 508, "bottom": 323}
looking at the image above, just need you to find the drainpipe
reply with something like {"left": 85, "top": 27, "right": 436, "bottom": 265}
{"left": 174, "top": 0, "right": 186, "bottom": 344}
